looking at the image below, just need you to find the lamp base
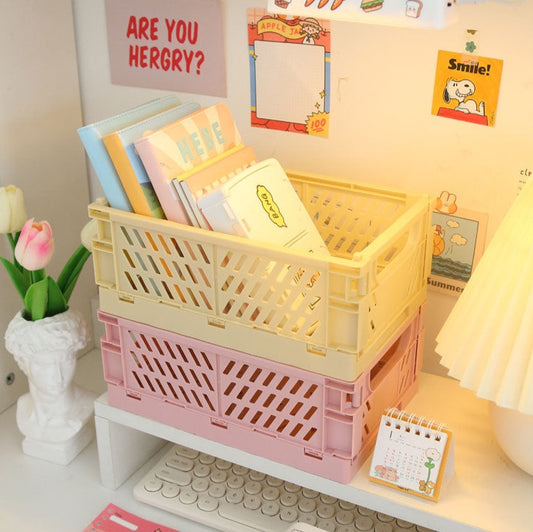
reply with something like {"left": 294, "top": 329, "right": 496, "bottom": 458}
{"left": 489, "top": 403, "right": 533, "bottom": 475}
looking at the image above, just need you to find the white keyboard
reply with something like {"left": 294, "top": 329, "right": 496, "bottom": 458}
{"left": 134, "top": 444, "right": 433, "bottom": 532}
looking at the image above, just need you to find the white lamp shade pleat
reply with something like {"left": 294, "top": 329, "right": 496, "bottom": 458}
{"left": 436, "top": 178, "right": 533, "bottom": 414}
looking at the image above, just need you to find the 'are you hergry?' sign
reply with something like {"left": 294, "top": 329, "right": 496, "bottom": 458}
{"left": 105, "top": 0, "right": 226, "bottom": 96}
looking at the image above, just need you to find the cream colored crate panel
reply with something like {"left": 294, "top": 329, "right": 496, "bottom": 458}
{"left": 89, "top": 171, "right": 433, "bottom": 381}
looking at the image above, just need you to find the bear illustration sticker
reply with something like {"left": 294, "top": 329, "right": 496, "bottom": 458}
{"left": 428, "top": 191, "right": 488, "bottom": 296}
{"left": 431, "top": 50, "right": 503, "bottom": 127}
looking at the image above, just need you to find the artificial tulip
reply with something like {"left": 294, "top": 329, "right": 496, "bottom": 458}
{"left": 14, "top": 219, "right": 55, "bottom": 271}
{"left": 0, "top": 185, "right": 27, "bottom": 234}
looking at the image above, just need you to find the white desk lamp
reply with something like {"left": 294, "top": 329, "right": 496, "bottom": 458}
{"left": 435, "top": 177, "right": 533, "bottom": 474}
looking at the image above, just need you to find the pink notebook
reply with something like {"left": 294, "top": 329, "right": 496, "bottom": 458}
{"left": 84, "top": 503, "right": 179, "bottom": 532}
{"left": 134, "top": 102, "right": 242, "bottom": 224}
{"left": 176, "top": 144, "right": 257, "bottom": 228}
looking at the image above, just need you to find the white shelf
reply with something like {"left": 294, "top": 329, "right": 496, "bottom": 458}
{"left": 2, "top": 346, "right": 532, "bottom": 531}
{"left": 94, "top": 371, "right": 533, "bottom": 532}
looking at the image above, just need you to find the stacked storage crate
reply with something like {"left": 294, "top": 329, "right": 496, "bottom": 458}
{"left": 90, "top": 169, "right": 433, "bottom": 483}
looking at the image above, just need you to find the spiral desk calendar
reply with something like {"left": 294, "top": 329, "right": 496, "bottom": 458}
{"left": 369, "top": 409, "right": 454, "bottom": 502}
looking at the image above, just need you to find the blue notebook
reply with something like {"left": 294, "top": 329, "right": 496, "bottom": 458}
{"left": 78, "top": 95, "right": 181, "bottom": 211}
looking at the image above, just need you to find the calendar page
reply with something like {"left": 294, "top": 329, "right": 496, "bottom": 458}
{"left": 369, "top": 409, "right": 453, "bottom": 502}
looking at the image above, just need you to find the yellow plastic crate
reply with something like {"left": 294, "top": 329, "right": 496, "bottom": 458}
{"left": 89, "top": 170, "right": 433, "bottom": 381}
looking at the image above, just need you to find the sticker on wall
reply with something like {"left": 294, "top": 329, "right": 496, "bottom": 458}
{"left": 104, "top": 0, "right": 226, "bottom": 96}
{"left": 247, "top": 9, "right": 331, "bottom": 136}
{"left": 267, "top": 0, "right": 456, "bottom": 29}
{"left": 428, "top": 191, "right": 487, "bottom": 296}
{"left": 431, "top": 50, "right": 503, "bottom": 127}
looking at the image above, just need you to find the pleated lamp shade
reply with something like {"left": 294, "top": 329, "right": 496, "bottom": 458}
{"left": 436, "top": 177, "right": 533, "bottom": 415}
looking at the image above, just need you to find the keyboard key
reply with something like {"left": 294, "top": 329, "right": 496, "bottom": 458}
{"left": 156, "top": 467, "right": 191, "bottom": 486}
{"left": 374, "top": 523, "right": 394, "bottom": 532}
{"left": 215, "top": 458, "right": 232, "bottom": 470}
{"left": 302, "top": 488, "right": 319, "bottom": 499}
{"left": 339, "top": 500, "right": 357, "bottom": 511}
{"left": 320, "top": 493, "right": 337, "bottom": 504}
{"left": 227, "top": 474, "right": 245, "bottom": 489}
{"left": 208, "top": 483, "right": 226, "bottom": 499}
{"left": 243, "top": 494, "right": 262, "bottom": 510}
{"left": 199, "top": 453, "right": 215, "bottom": 465}
{"left": 161, "top": 484, "right": 180, "bottom": 498}
{"left": 143, "top": 478, "right": 163, "bottom": 492}
{"left": 280, "top": 492, "right": 298, "bottom": 507}
{"left": 174, "top": 445, "right": 199, "bottom": 460}
{"left": 197, "top": 495, "right": 219, "bottom": 512}
{"left": 336, "top": 509, "right": 355, "bottom": 525}
{"left": 191, "top": 477, "right": 209, "bottom": 493}
{"left": 232, "top": 464, "right": 249, "bottom": 476}
{"left": 192, "top": 463, "right": 211, "bottom": 478}
{"left": 167, "top": 456, "right": 194, "bottom": 472}
{"left": 261, "top": 501, "right": 280, "bottom": 517}
{"left": 298, "top": 513, "right": 317, "bottom": 526}
{"left": 266, "top": 476, "right": 284, "bottom": 487}
{"left": 317, "top": 502, "right": 336, "bottom": 519}
{"left": 249, "top": 470, "right": 266, "bottom": 481}
{"left": 377, "top": 512, "right": 395, "bottom": 522}
{"left": 284, "top": 482, "right": 301, "bottom": 493}
{"left": 280, "top": 506, "right": 298, "bottom": 522}
{"left": 262, "top": 486, "right": 280, "bottom": 501}
{"left": 178, "top": 488, "right": 198, "bottom": 505}
{"left": 210, "top": 469, "right": 227, "bottom": 483}
{"left": 226, "top": 488, "right": 244, "bottom": 505}
{"left": 317, "top": 519, "right": 336, "bottom": 531}
{"left": 299, "top": 498, "right": 317, "bottom": 513}
{"left": 244, "top": 480, "right": 262, "bottom": 495}
{"left": 354, "top": 515, "right": 374, "bottom": 530}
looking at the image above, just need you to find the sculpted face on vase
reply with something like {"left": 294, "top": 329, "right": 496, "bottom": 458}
{"left": 5, "top": 310, "right": 96, "bottom": 445}
{"left": 13, "top": 342, "right": 95, "bottom": 443}
{"left": 17, "top": 348, "right": 77, "bottom": 420}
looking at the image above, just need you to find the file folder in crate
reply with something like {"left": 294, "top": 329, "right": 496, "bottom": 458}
{"left": 90, "top": 170, "right": 433, "bottom": 381}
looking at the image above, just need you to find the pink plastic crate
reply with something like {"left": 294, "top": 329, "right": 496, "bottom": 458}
{"left": 98, "top": 307, "right": 424, "bottom": 483}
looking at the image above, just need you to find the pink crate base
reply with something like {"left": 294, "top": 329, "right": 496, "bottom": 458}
{"left": 106, "top": 377, "right": 418, "bottom": 483}
{"left": 99, "top": 308, "right": 424, "bottom": 483}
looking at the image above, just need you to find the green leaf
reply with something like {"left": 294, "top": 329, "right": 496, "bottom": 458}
{"left": 0, "top": 257, "right": 29, "bottom": 301}
{"left": 57, "top": 245, "right": 88, "bottom": 291}
{"left": 46, "top": 277, "right": 68, "bottom": 317}
{"left": 58, "top": 246, "right": 91, "bottom": 303}
{"left": 24, "top": 278, "right": 49, "bottom": 321}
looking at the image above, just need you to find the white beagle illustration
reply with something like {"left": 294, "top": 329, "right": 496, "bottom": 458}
{"left": 443, "top": 78, "right": 485, "bottom": 116}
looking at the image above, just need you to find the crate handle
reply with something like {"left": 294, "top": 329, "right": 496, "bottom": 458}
{"left": 356, "top": 198, "right": 430, "bottom": 282}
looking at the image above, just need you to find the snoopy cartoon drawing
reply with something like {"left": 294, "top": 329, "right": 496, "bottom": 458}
{"left": 443, "top": 78, "right": 485, "bottom": 116}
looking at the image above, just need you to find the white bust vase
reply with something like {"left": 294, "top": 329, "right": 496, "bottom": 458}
{"left": 5, "top": 309, "right": 97, "bottom": 465}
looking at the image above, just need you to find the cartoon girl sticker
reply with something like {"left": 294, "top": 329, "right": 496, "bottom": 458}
{"left": 300, "top": 17, "right": 325, "bottom": 44}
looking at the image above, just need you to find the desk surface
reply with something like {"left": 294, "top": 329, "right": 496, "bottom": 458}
{"left": 1, "top": 349, "right": 533, "bottom": 532}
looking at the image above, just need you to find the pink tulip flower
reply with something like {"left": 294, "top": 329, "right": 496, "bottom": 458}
{"left": 14, "top": 218, "right": 55, "bottom": 271}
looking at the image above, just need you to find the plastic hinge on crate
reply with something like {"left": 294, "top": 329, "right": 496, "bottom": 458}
{"left": 210, "top": 418, "right": 228, "bottom": 429}
{"left": 118, "top": 292, "right": 135, "bottom": 303}
{"left": 304, "top": 448, "right": 324, "bottom": 460}
{"left": 126, "top": 390, "right": 142, "bottom": 401}
{"left": 208, "top": 317, "right": 226, "bottom": 329}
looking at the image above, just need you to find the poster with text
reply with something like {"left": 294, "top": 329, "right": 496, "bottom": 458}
{"left": 248, "top": 9, "right": 331, "bottom": 137}
{"left": 105, "top": 0, "right": 226, "bottom": 96}
{"left": 431, "top": 50, "right": 503, "bottom": 127}
{"left": 428, "top": 191, "right": 487, "bottom": 296}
